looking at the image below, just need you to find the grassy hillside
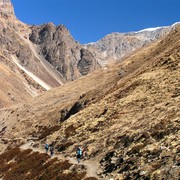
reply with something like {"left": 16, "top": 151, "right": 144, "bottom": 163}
{"left": 0, "top": 26, "right": 179, "bottom": 179}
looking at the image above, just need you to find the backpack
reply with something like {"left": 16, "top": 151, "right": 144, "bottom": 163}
{"left": 45, "top": 144, "right": 49, "bottom": 149}
{"left": 77, "top": 149, "right": 82, "bottom": 156}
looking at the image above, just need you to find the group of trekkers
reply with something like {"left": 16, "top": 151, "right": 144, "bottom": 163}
{"left": 45, "top": 143, "right": 84, "bottom": 163}
{"left": 45, "top": 143, "right": 54, "bottom": 157}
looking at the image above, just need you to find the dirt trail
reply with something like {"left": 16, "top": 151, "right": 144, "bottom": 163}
{"left": 20, "top": 141, "right": 101, "bottom": 179}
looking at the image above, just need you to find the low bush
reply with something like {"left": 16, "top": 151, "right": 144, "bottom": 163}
{"left": 1, "top": 148, "right": 87, "bottom": 180}
{"left": 38, "top": 125, "right": 61, "bottom": 140}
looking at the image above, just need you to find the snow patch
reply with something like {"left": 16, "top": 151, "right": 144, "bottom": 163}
{"left": 172, "top": 22, "right": 180, "bottom": 27}
{"left": 138, "top": 27, "right": 163, "bottom": 32}
{"left": 84, "top": 42, "right": 95, "bottom": 46}
{"left": 136, "top": 22, "right": 180, "bottom": 33}
{"left": 11, "top": 56, "right": 51, "bottom": 90}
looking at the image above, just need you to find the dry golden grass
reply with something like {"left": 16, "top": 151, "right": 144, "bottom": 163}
{"left": 0, "top": 26, "right": 180, "bottom": 179}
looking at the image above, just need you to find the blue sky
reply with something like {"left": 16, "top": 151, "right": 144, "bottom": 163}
{"left": 11, "top": 0, "right": 180, "bottom": 44}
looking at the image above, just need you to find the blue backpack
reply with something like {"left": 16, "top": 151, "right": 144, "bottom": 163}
{"left": 45, "top": 144, "right": 49, "bottom": 149}
{"left": 77, "top": 149, "right": 82, "bottom": 156}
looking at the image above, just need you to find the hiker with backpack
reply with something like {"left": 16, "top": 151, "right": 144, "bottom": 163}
{"left": 45, "top": 143, "right": 49, "bottom": 154}
{"left": 76, "top": 147, "right": 83, "bottom": 163}
{"left": 50, "top": 146, "right": 54, "bottom": 157}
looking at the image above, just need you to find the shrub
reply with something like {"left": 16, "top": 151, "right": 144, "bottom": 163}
{"left": 38, "top": 125, "right": 61, "bottom": 140}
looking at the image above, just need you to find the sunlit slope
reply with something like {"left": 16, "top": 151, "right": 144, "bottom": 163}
{"left": 0, "top": 25, "right": 179, "bottom": 180}
{"left": 0, "top": 54, "right": 44, "bottom": 108}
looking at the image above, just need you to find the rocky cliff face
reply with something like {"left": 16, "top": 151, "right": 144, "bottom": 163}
{"left": 29, "top": 23, "right": 100, "bottom": 81}
{"left": 0, "top": 0, "right": 15, "bottom": 17}
{"left": 0, "top": 17, "right": 62, "bottom": 107}
{"left": 86, "top": 22, "right": 180, "bottom": 65}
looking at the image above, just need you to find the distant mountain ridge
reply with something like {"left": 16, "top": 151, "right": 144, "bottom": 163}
{"left": 85, "top": 22, "right": 180, "bottom": 65}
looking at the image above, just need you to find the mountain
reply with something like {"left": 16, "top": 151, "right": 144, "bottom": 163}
{"left": 0, "top": 22, "right": 179, "bottom": 179}
{"left": 0, "top": 0, "right": 178, "bottom": 109}
{"left": 29, "top": 23, "right": 100, "bottom": 81}
{"left": 0, "top": 0, "right": 100, "bottom": 108}
{"left": 0, "top": 1, "right": 179, "bottom": 179}
{"left": 0, "top": 10, "right": 62, "bottom": 107}
{"left": 85, "top": 22, "right": 180, "bottom": 65}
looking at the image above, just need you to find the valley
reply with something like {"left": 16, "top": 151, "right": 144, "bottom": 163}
{"left": 0, "top": 1, "right": 179, "bottom": 179}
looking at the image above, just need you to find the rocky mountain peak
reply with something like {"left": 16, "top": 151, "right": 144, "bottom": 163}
{"left": 0, "top": 0, "right": 15, "bottom": 18}
{"left": 85, "top": 22, "right": 180, "bottom": 66}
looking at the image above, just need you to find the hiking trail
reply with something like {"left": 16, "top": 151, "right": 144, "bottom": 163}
{"left": 20, "top": 141, "right": 102, "bottom": 179}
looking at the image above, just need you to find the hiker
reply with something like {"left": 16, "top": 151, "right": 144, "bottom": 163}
{"left": 45, "top": 143, "right": 49, "bottom": 154}
{"left": 82, "top": 149, "right": 88, "bottom": 159}
{"left": 76, "top": 147, "right": 83, "bottom": 163}
{"left": 50, "top": 146, "right": 54, "bottom": 157}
